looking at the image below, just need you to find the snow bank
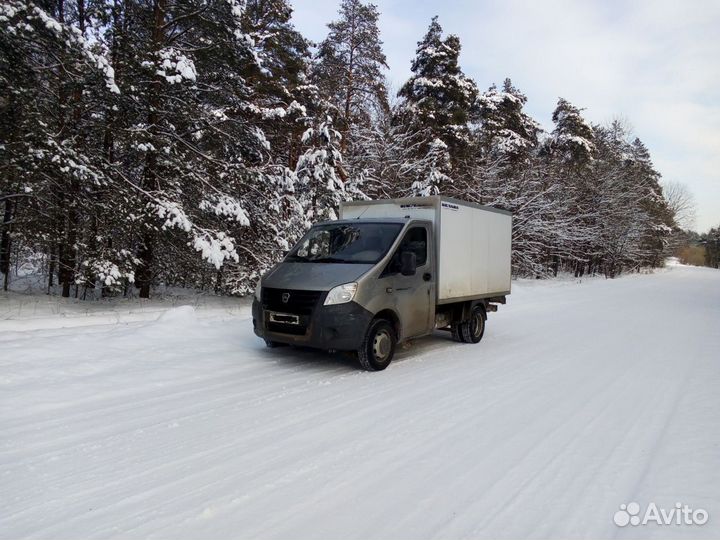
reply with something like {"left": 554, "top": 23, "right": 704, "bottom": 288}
{"left": 0, "top": 291, "right": 251, "bottom": 332}
{"left": 156, "top": 305, "right": 197, "bottom": 323}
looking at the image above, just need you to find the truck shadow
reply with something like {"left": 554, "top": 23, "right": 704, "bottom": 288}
{"left": 258, "top": 330, "right": 459, "bottom": 373}
{"left": 260, "top": 345, "right": 360, "bottom": 373}
{"left": 392, "top": 331, "right": 462, "bottom": 364}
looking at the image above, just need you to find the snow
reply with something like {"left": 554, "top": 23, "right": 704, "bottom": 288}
{"left": 135, "top": 142, "right": 156, "bottom": 153}
{"left": 155, "top": 201, "right": 192, "bottom": 233}
{"left": 0, "top": 292, "right": 249, "bottom": 332}
{"left": 191, "top": 232, "right": 240, "bottom": 270}
{"left": 198, "top": 195, "right": 250, "bottom": 225}
{"left": 155, "top": 48, "right": 197, "bottom": 85}
{"left": 86, "top": 260, "right": 132, "bottom": 287}
{"left": 1, "top": 264, "right": 719, "bottom": 539}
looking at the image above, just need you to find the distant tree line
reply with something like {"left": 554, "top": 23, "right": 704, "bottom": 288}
{"left": 0, "top": 0, "right": 708, "bottom": 298}
{"left": 674, "top": 228, "right": 720, "bottom": 269}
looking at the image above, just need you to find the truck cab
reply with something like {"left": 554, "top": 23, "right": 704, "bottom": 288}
{"left": 252, "top": 196, "right": 511, "bottom": 370}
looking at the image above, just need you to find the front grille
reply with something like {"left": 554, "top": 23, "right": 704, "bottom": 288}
{"left": 261, "top": 287, "right": 323, "bottom": 316}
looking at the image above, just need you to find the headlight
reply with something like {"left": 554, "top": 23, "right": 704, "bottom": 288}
{"left": 254, "top": 280, "right": 262, "bottom": 301}
{"left": 324, "top": 282, "right": 358, "bottom": 305}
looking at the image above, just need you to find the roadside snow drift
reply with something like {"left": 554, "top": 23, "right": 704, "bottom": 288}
{"left": 1, "top": 264, "right": 719, "bottom": 539}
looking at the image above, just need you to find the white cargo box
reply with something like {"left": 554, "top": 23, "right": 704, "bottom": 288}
{"left": 340, "top": 196, "right": 512, "bottom": 303}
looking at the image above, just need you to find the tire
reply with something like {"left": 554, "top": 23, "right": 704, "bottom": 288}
{"left": 265, "top": 339, "right": 283, "bottom": 348}
{"left": 460, "top": 304, "right": 486, "bottom": 344}
{"left": 357, "top": 319, "right": 397, "bottom": 371}
{"left": 451, "top": 324, "right": 466, "bottom": 343}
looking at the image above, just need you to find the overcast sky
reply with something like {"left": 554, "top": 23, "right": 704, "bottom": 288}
{"left": 292, "top": 0, "right": 720, "bottom": 232}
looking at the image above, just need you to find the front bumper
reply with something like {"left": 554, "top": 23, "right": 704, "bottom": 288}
{"left": 252, "top": 299, "right": 373, "bottom": 351}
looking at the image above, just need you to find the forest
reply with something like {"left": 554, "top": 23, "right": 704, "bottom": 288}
{"left": 1, "top": 0, "right": 715, "bottom": 299}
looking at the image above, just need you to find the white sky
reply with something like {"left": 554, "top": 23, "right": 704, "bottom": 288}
{"left": 292, "top": 0, "right": 720, "bottom": 232}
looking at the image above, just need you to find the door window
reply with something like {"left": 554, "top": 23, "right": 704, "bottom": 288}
{"left": 385, "top": 226, "right": 427, "bottom": 275}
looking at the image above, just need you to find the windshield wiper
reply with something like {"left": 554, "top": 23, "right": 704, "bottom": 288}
{"left": 287, "top": 256, "right": 368, "bottom": 264}
{"left": 286, "top": 254, "right": 309, "bottom": 262}
{"left": 312, "top": 257, "right": 375, "bottom": 264}
{"left": 309, "top": 257, "right": 348, "bottom": 263}
{"left": 286, "top": 255, "right": 345, "bottom": 263}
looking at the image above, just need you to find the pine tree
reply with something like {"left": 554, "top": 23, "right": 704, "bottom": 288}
{"left": 477, "top": 78, "right": 541, "bottom": 167}
{"left": 313, "top": 0, "right": 389, "bottom": 152}
{"left": 542, "top": 98, "right": 598, "bottom": 274}
{"left": 397, "top": 16, "right": 478, "bottom": 169}
{"left": 347, "top": 106, "right": 419, "bottom": 198}
{"left": 547, "top": 98, "right": 595, "bottom": 167}
{"left": 410, "top": 139, "right": 452, "bottom": 196}
{"left": 0, "top": 0, "right": 121, "bottom": 295}
{"left": 108, "top": 0, "right": 311, "bottom": 297}
{"left": 627, "top": 137, "right": 673, "bottom": 267}
{"left": 295, "top": 116, "right": 347, "bottom": 221}
{"left": 240, "top": 0, "right": 316, "bottom": 169}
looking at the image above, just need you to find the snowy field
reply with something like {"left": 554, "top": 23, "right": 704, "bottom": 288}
{"left": 1, "top": 264, "right": 719, "bottom": 540}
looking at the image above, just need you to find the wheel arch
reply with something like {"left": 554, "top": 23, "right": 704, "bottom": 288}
{"left": 374, "top": 308, "right": 402, "bottom": 341}
{"left": 457, "top": 299, "right": 487, "bottom": 322}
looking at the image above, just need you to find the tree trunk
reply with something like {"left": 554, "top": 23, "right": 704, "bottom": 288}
{"left": 214, "top": 269, "right": 223, "bottom": 294}
{"left": 47, "top": 246, "right": 56, "bottom": 292}
{"left": 58, "top": 235, "right": 72, "bottom": 297}
{"left": 54, "top": 0, "right": 86, "bottom": 298}
{"left": 136, "top": 0, "right": 167, "bottom": 299}
{"left": 137, "top": 231, "right": 154, "bottom": 298}
{"left": 0, "top": 199, "right": 13, "bottom": 291}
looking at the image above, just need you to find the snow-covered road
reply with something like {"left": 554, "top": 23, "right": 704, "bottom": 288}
{"left": 2, "top": 264, "right": 719, "bottom": 540}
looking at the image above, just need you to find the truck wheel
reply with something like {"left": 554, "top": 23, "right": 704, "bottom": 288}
{"left": 460, "top": 305, "right": 486, "bottom": 344}
{"left": 451, "top": 324, "right": 466, "bottom": 343}
{"left": 357, "top": 319, "right": 396, "bottom": 371}
{"left": 265, "top": 339, "right": 283, "bottom": 348}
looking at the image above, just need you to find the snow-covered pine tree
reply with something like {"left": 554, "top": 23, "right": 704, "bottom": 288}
{"left": 105, "top": 0, "right": 301, "bottom": 297}
{"left": 240, "top": 0, "right": 316, "bottom": 169}
{"left": 348, "top": 104, "right": 417, "bottom": 199}
{"left": 396, "top": 16, "right": 478, "bottom": 176}
{"left": 584, "top": 122, "right": 671, "bottom": 277}
{"left": 626, "top": 136, "right": 674, "bottom": 267}
{"left": 313, "top": 0, "right": 389, "bottom": 154}
{"left": 477, "top": 78, "right": 541, "bottom": 169}
{"left": 0, "top": 0, "right": 122, "bottom": 295}
{"left": 546, "top": 98, "right": 595, "bottom": 167}
{"left": 588, "top": 123, "right": 640, "bottom": 277}
{"left": 542, "top": 97, "right": 598, "bottom": 275}
{"left": 295, "top": 116, "right": 348, "bottom": 221}
{"left": 221, "top": 0, "right": 322, "bottom": 293}
{"left": 410, "top": 139, "right": 452, "bottom": 197}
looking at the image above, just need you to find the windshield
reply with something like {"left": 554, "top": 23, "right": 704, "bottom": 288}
{"left": 286, "top": 222, "right": 403, "bottom": 264}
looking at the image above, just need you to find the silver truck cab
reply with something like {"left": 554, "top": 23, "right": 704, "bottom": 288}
{"left": 252, "top": 218, "right": 434, "bottom": 369}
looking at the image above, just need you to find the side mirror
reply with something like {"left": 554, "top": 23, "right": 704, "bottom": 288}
{"left": 400, "top": 251, "right": 417, "bottom": 276}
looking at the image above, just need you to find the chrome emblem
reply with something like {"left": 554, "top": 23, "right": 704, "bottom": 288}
{"left": 281, "top": 292, "right": 290, "bottom": 303}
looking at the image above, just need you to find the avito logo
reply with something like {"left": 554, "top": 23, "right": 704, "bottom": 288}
{"left": 614, "top": 502, "right": 709, "bottom": 527}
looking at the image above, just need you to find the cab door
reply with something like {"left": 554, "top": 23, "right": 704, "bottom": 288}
{"left": 382, "top": 224, "right": 434, "bottom": 339}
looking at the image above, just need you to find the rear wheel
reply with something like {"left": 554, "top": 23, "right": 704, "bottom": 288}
{"left": 451, "top": 324, "right": 466, "bottom": 343}
{"left": 460, "top": 305, "right": 486, "bottom": 344}
{"left": 357, "top": 319, "right": 396, "bottom": 371}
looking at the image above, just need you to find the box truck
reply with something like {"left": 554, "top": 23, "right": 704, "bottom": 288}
{"left": 252, "top": 196, "right": 512, "bottom": 370}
